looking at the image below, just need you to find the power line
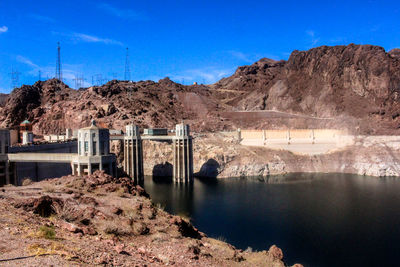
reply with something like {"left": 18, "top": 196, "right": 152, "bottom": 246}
{"left": 91, "top": 74, "right": 107, "bottom": 86}
{"left": 124, "top": 47, "right": 131, "bottom": 81}
{"left": 56, "top": 42, "right": 62, "bottom": 81}
{"left": 73, "top": 74, "right": 85, "bottom": 89}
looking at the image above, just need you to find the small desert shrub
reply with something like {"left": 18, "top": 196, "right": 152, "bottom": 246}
{"left": 43, "top": 185, "right": 55, "bottom": 193}
{"left": 178, "top": 212, "right": 191, "bottom": 222}
{"left": 151, "top": 232, "right": 168, "bottom": 243}
{"left": 66, "top": 179, "right": 85, "bottom": 189}
{"left": 101, "top": 220, "right": 132, "bottom": 236}
{"left": 22, "top": 178, "right": 33, "bottom": 186}
{"left": 115, "top": 187, "right": 126, "bottom": 197}
{"left": 57, "top": 204, "right": 79, "bottom": 222}
{"left": 244, "top": 246, "right": 253, "bottom": 253}
{"left": 28, "top": 242, "right": 69, "bottom": 257}
{"left": 154, "top": 202, "right": 165, "bottom": 211}
{"left": 38, "top": 225, "right": 56, "bottom": 240}
{"left": 132, "top": 222, "right": 150, "bottom": 236}
{"left": 123, "top": 206, "right": 142, "bottom": 221}
{"left": 216, "top": 236, "right": 227, "bottom": 243}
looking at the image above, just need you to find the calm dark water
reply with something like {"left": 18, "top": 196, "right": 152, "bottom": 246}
{"left": 144, "top": 174, "right": 400, "bottom": 267}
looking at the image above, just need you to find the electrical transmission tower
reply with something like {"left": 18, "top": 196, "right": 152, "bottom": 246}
{"left": 92, "top": 74, "right": 106, "bottom": 86}
{"left": 124, "top": 47, "right": 131, "bottom": 81}
{"left": 73, "top": 74, "right": 85, "bottom": 89}
{"left": 56, "top": 42, "right": 63, "bottom": 81}
{"left": 9, "top": 67, "right": 21, "bottom": 89}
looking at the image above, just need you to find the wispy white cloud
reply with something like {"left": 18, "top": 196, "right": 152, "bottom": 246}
{"left": 98, "top": 3, "right": 148, "bottom": 20}
{"left": 306, "top": 30, "right": 320, "bottom": 46}
{"left": 71, "top": 32, "right": 124, "bottom": 46}
{"left": 52, "top": 31, "right": 124, "bottom": 46}
{"left": 29, "top": 14, "right": 55, "bottom": 23}
{"left": 229, "top": 51, "right": 253, "bottom": 63}
{"left": 0, "top": 26, "right": 8, "bottom": 33}
{"left": 169, "top": 67, "right": 235, "bottom": 84}
{"left": 16, "top": 55, "right": 39, "bottom": 69}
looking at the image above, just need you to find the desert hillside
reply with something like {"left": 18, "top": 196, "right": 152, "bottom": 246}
{"left": 0, "top": 171, "right": 297, "bottom": 266}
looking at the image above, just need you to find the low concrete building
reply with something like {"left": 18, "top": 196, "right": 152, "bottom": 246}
{"left": 71, "top": 121, "right": 116, "bottom": 176}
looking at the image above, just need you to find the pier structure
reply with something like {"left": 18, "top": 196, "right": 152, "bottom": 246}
{"left": 172, "top": 123, "right": 193, "bottom": 183}
{"left": 115, "top": 123, "right": 194, "bottom": 183}
{"left": 71, "top": 120, "right": 116, "bottom": 177}
{"left": 123, "top": 125, "right": 144, "bottom": 183}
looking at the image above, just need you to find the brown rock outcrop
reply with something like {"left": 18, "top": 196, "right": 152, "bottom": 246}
{"left": 213, "top": 44, "right": 400, "bottom": 134}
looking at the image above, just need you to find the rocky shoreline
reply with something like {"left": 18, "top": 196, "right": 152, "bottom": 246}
{"left": 138, "top": 133, "right": 400, "bottom": 179}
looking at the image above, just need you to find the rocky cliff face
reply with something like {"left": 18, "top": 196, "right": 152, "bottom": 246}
{"left": 213, "top": 44, "right": 400, "bottom": 134}
{"left": 139, "top": 134, "right": 400, "bottom": 179}
{"left": 0, "top": 78, "right": 222, "bottom": 134}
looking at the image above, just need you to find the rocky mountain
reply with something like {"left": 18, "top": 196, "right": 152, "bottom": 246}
{"left": 213, "top": 44, "right": 400, "bottom": 134}
{"left": 1, "top": 44, "right": 400, "bottom": 134}
{"left": 0, "top": 78, "right": 223, "bottom": 134}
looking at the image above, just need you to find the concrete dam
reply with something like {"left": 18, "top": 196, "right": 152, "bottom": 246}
{"left": 0, "top": 122, "right": 194, "bottom": 186}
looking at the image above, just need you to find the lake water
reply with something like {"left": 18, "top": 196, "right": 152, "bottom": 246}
{"left": 143, "top": 173, "right": 400, "bottom": 267}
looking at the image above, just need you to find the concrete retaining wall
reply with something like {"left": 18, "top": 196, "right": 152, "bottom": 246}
{"left": 240, "top": 129, "right": 345, "bottom": 143}
{"left": 9, "top": 142, "right": 77, "bottom": 185}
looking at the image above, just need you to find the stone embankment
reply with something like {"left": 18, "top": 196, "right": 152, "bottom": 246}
{"left": 141, "top": 133, "right": 400, "bottom": 178}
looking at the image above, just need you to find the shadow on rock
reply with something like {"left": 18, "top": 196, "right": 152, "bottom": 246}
{"left": 195, "top": 159, "right": 220, "bottom": 184}
{"left": 152, "top": 162, "right": 173, "bottom": 183}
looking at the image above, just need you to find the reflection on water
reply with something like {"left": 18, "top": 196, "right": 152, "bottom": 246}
{"left": 144, "top": 174, "right": 400, "bottom": 267}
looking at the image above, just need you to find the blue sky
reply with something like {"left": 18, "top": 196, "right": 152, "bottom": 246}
{"left": 0, "top": 0, "right": 399, "bottom": 92}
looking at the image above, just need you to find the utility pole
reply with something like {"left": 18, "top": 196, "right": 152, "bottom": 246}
{"left": 9, "top": 67, "right": 21, "bottom": 89}
{"left": 124, "top": 47, "right": 131, "bottom": 81}
{"left": 56, "top": 42, "right": 62, "bottom": 81}
{"left": 38, "top": 70, "right": 42, "bottom": 81}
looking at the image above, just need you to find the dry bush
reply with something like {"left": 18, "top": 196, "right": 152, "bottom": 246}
{"left": 22, "top": 178, "right": 33, "bottom": 186}
{"left": 178, "top": 212, "right": 191, "bottom": 222}
{"left": 28, "top": 242, "right": 71, "bottom": 258}
{"left": 56, "top": 203, "right": 79, "bottom": 222}
{"left": 244, "top": 246, "right": 253, "bottom": 253}
{"left": 42, "top": 185, "right": 55, "bottom": 193}
{"left": 100, "top": 219, "right": 132, "bottom": 236}
{"left": 154, "top": 202, "right": 165, "bottom": 211}
{"left": 66, "top": 178, "right": 85, "bottom": 189}
{"left": 115, "top": 187, "right": 127, "bottom": 197}
{"left": 123, "top": 207, "right": 141, "bottom": 221}
{"left": 132, "top": 222, "right": 150, "bottom": 236}
{"left": 216, "top": 236, "right": 227, "bottom": 243}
